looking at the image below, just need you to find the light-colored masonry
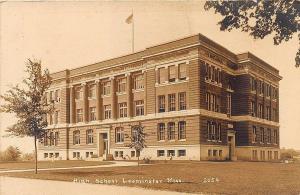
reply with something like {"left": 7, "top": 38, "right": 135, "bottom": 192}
{"left": 38, "top": 33, "right": 282, "bottom": 162}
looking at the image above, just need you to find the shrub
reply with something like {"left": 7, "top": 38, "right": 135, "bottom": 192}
{"left": 0, "top": 146, "right": 21, "bottom": 161}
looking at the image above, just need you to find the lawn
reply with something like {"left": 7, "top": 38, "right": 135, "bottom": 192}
{"left": 0, "top": 160, "right": 112, "bottom": 170}
{"left": 1, "top": 161, "right": 300, "bottom": 194}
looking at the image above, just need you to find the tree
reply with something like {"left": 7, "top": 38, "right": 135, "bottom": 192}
{"left": 0, "top": 146, "right": 21, "bottom": 161}
{"left": 204, "top": 0, "right": 300, "bottom": 67}
{"left": 126, "top": 123, "right": 147, "bottom": 166}
{"left": 0, "top": 59, "right": 52, "bottom": 173}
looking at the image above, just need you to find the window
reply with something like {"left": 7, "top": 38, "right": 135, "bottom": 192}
{"left": 158, "top": 95, "right": 165, "bottom": 113}
{"left": 117, "top": 77, "right": 126, "bottom": 93}
{"left": 55, "top": 132, "right": 59, "bottom": 146}
{"left": 89, "top": 107, "right": 96, "bottom": 121}
{"left": 250, "top": 101, "right": 256, "bottom": 117}
{"left": 157, "top": 150, "right": 165, "bottom": 157}
{"left": 210, "top": 94, "right": 216, "bottom": 111}
{"left": 259, "top": 81, "right": 264, "bottom": 95}
{"left": 88, "top": 84, "right": 96, "bottom": 99}
{"left": 260, "top": 127, "right": 264, "bottom": 143}
{"left": 267, "top": 128, "right": 272, "bottom": 143}
{"left": 54, "top": 111, "right": 59, "bottom": 124}
{"left": 213, "top": 150, "right": 218, "bottom": 157}
{"left": 134, "top": 74, "right": 144, "bottom": 89}
{"left": 216, "top": 123, "right": 221, "bottom": 141}
{"left": 265, "top": 84, "right": 271, "bottom": 97}
{"left": 104, "top": 105, "right": 112, "bottom": 119}
{"left": 167, "top": 150, "right": 175, "bottom": 157}
{"left": 103, "top": 81, "right": 111, "bottom": 95}
{"left": 157, "top": 123, "right": 165, "bottom": 141}
{"left": 49, "top": 153, "right": 53, "bottom": 158}
{"left": 168, "top": 65, "right": 176, "bottom": 82}
{"left": 252, "top": 150, "right": 258, "bottom": 160}
{"left": 227, "top": 93, "right": 232, "bottom": 116}
{"left": 119, "top": 102, "right": 127, "bottom": 118}
{"left": 55, "top": 89, "right": 60, "bottom": 102}
{"left": 206, "top": 92, "right": 210, "bottom": 110}
{"left": 274, "top": 129, "right": 278, "bottom": 144}
{"left": 50, "top": 132, "right": 54, "bottom": 146}
{"left": 272, "top": 108, "right": 277, "bottom": 121}
{"left": 50, "top": 91, "right": 54, "bottom": 102}
{"left": 178, "top": 63, "right": 187, "bottom": 80}
{"left": 44, "top": 153, "right": 48, "bottom": 158}
{"left": 76, "top": 109, "right": 83, "bottom": 122}
{"left": 75, "top": 87, "right": 83, "bottom": 100}
{"left": 250, "top": 76, "right": 256, "bottom": 92}
{"left": 178, "top": 150, "right": 186, "bottom": 157}
{"left": 49, "top": 114, "right": 53, "bottom": 125}
{"left": 206, "top": 92, "right": 217, "bottom": 112}
{"left": 168, "top": 94, "right": 176, "bottom": 111}
{"left": 115, "top": 127, "right": 124, "bottom": 143}
{"left": 114, "top": 151, "right": 118, "bottom": 157}
{"left": 131, "top": 151, "right": 135, "bottom": 157}
{"left": 252, "top": 126, "right": 257, "bottom": 143}
{"left": 205, "top": 63, "right": 210, "bottom": 80}
{"left": 55, "top": 153, "right": 59, "bottom": 158}
{"left": 207, "top": 121, "right": 217, "bottom": 141}
{"left": 258, "top": 104, "right": 263, "bottom": 118}
{"left": 178, "top": 92, "right": 186, "bottom": 110}
{"left": 44, "top": 132, "right": 48, "bottom": 146}
{"left": 158, "top": 67, "right": 166, "bottom": 84}
{"left": 178, "top": 121, "right": 186, "bottom": 140}
{"left": 208, "top": 149, "right": 212, "bottom": 157}
{"left": 273, "top": 88, "right": 278, "bottom": 99}
{"left": 216, "top": 95, "right": 221, "bottom": 112}
{"left": 135, "top": 100, "right": 144, "bottom": 116}
{"left": 266, "top": 106, "right": 271, "bottom": 120}
{"left": 73, "top": 130, "right": 80, "bottom": 145}
{"left": 86, "top": 129, "right": 93, "bottom": 144}
{"left": 219, "top": 150, "right": 223, "bottom": 157}
{"left": 167, "top": 122, "right": 175, "bottom": 140}
{"left": 274, "top": 151, "right": 279, "bottom": 160}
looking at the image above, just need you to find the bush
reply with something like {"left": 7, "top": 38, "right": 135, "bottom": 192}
{"left": 0, "top": 146, "right": 21, "bottom": 161}
{"left": 22, "top": 153, "right": 34, "bottom": 161}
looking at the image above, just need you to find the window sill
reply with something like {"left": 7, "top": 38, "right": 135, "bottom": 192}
{"left": 101, "top": 94, "right": 111, "bottom": 98}
{"left": 132, "top": 89, "right": 144, "bottom": 93}
{"left": 179, "top": 139, "right": 186, "bottom": 142}
{"left": 115, "top": 142, "right": 124, "bottom": 145}
{"left": 88, "top": 97, "right": 96, "bottom": 100}
{"left": 251, "top": 91, "right": 256, "bottom": 94}
{"left": 205, "top": 79, "right": 222, "bottom": 88}
{"left": 168, "top": 140, "right": 175, "bottom": 142}
{"left": 158, "top": 140, "right": 165, "bottom": 142}
{"left": 155, "top": 79, "right": 188, "bottom": 87}
{"left": 116, "top": 92, "right": 126, "bottom": 96}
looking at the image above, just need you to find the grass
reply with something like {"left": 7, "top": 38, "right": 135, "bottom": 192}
{"left": 0, "top": 160, "right": 112, "bottom": 170}
{"left": 1, "top": 161, "right": 300, "bottom": 194}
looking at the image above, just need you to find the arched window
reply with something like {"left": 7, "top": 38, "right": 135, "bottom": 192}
{"left": 73, "top": 130, "right": 80, "bottom": 145}
{"left": 115, "top": 127, "right": 124, "bottom": 143}
{"left": 86, "top": 129, "right": 93, "bottom": 144}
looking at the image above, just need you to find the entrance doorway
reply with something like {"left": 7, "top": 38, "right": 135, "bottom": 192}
{"left": 99, "top": 133, "right": 108, "bottom": 157}
{"left": 227, "top": 130, "right": 236, "bottom": 161}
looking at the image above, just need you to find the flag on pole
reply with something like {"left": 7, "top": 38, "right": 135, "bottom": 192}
{"left": 125, "top": 13, "right": 133, "bottom": 24}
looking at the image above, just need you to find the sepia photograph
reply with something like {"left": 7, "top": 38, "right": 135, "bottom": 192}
{"left": 0, "top": 1, "right": 299, "bottom": 194}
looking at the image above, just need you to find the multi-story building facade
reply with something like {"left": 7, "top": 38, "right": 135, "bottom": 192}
{"left": 38, "top": 33, "right": 282, "bottom": 161}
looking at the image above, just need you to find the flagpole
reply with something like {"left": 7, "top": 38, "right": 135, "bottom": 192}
{"left": 132, "top": 9, "right": 134, "bottom": 53}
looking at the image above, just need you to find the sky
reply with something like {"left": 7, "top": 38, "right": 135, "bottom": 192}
{"left": 0, "top": 1, "right": 299, "bottom": 153}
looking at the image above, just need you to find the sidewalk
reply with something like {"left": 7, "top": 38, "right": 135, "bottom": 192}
{"left": 0, "top": 161, "right": 138, "bottom": 173}
{"left": 0, "top": 176, "right": 201, "bottom": 195}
